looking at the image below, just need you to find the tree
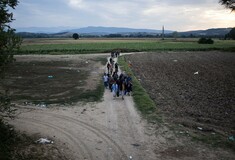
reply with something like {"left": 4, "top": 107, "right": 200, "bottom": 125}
{"left": 0, "top": 0, "right": 21, "bottom": 116}
{"left": 172, "top": 31, "right": 179, "bottom": 39}
{"left": 219, "top": 0, "right": 235, "bottom": 11}
{"left": 72, "top": 33, "right": 79, "bottom": 39}
{"left": 0, "top": 0, "right": 21, "bottom": 75}
{"left": 227, "top": 27, "right": 235, "bottom": 39}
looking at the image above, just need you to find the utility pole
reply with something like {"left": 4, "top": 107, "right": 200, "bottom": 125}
{"left": 162, "top": 25, "right": 165, "bottom": 40}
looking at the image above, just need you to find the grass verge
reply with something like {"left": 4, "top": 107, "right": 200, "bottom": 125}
{"left": 119, "top": 56, "right": 162, "bottom": 123}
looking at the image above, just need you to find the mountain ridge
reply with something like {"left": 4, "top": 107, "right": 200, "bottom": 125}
{"left": 16, "top": 26, "right": 172, "bottom": 34}
{"left": 15, "top": 26, "right": 232, "bottom": 38}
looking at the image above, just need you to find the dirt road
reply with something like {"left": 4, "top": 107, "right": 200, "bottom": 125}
{"left": 6, "top": 53, "right": 235, "bottom": 160}
{"left": 8, "top": 55, "right": 156, "bottom": 160}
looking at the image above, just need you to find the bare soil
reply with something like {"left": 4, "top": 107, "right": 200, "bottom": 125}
{"left": 125, "top": 51, "right": 235, "bottom": 158}
{"left": 2, "top": 52, "right": 235, "bottom": 160}
{"left": 125, "top": 51, "right": 235, "bottom": 134}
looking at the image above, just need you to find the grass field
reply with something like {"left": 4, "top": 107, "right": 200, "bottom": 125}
{"left": 19, "top": 38, "right": 235, "bottom": 54}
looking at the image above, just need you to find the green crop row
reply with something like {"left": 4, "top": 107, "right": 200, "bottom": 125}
{"left": 18, "top": 39, "right": 235, "bottom": 54}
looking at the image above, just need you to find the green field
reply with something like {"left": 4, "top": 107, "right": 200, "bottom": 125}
{"left": 19, "top": 38, "right": 235, "bottom": 54}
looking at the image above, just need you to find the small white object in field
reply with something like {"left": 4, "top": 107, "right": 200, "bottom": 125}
{"left": 194, "top": 71, "right": 199, "bottom": 75}
{"left": 35, "top": 138, "right": 53, "bottom": 144}
{"left": 197, "top": 127, "right": 203, "bottom": 131}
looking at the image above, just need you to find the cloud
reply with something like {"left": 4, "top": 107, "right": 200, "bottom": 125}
{"left": 137, "top": 1, "right": 235, "bottom": 31}
{"left": 68, "top": 0, "right": 87, "bottom": 9}
{"left": 66, "top": 0, "right": 146, "bottom": 27}
{"left": 11, "top": 0, "right": 235, "bottom": 31}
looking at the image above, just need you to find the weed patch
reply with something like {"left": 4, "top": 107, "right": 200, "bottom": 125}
{"left": 191, "top": 133, "right": 235, "bottom": 152}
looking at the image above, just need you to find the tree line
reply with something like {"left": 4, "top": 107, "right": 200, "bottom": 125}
{"left": 17, "top": 29, "right": 235, "bottom": 39}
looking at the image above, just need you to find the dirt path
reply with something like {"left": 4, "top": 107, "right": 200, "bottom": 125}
{"left": 7, "top": 55, "right": 157, "bottom": 160}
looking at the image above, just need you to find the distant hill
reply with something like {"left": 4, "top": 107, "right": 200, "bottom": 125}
{"left": 16, "top": 32, "right": 72, "bottom": 38}
{"left": 16, "top": 27, "right": 76, "bottom": 33}
{"left": 63, "top": 26, "right": 173, "bottom": 35}
{"left": 16, "top": 26, "right": 232, "bottom": 38}
{"left": 16, "top": 26, "right": 173, "bottom": 35}
{"left": 179, "top": 28, "right": 231, "bottom": 37}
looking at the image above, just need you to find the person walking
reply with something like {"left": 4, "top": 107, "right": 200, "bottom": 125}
{"left": 110, "top": 57, "right": 113, "bottom": 65}
{"left": 126, "top": 73, "right": 132, "bottom": 83}
{"left": 112, "top": 71, "right": 118, "bottom": 82}
{"left": 107, "top": 63, "right": 111, "bottom": 74}
{"left": 119, "top": 79, "right": 125, "bottom": 100}
{"left": 103, "top": 73, "right": 109, "bottom": 89}
{"left": 115, "top": 63, "right": 118, "bottom": 73}
{"left": 126, "top": 81, "right": 133, "bottom": 96}
{"left": 112, "top": 81, "right": 119, "bottom": 98}
{"left": 108, "top": 76, "right": 115, "bottom": 92}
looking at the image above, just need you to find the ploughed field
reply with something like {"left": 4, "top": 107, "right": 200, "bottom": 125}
{"left": 125, "top": 51, "right": 235, "bottom": 135}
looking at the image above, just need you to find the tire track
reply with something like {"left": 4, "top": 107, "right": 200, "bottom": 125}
{"left": 16, "top": 110, "right": 127, "bottom": 160}
{"left": 42, "top": 112, "right": 127, "bottom": 160}
{"left": 16, "top": 117, "right": 94, "bottom": 160}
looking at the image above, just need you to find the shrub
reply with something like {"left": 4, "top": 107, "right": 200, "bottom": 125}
{"left": 72, "top": 33, "right": 79, "bottom": 40}
{"left": 198, "top": 38, "right": 214, "bottom": 44}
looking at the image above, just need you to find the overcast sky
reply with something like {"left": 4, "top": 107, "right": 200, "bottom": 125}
{"left": 11, "top": 0, "right": 235, "bottom": 31}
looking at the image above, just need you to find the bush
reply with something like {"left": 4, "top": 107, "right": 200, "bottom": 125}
{"left": 0, "top": 119, "right": 15, "bottom": 160}
{"left": 198, "top": 38, "right": 214, "bottom": 44}
{"left": 72, "top": 33, "right": 79, "bottom": 40}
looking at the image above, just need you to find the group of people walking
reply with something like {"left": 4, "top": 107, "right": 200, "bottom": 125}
{"left": 103, "top": 52, "right": 133, "bottom": 100}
